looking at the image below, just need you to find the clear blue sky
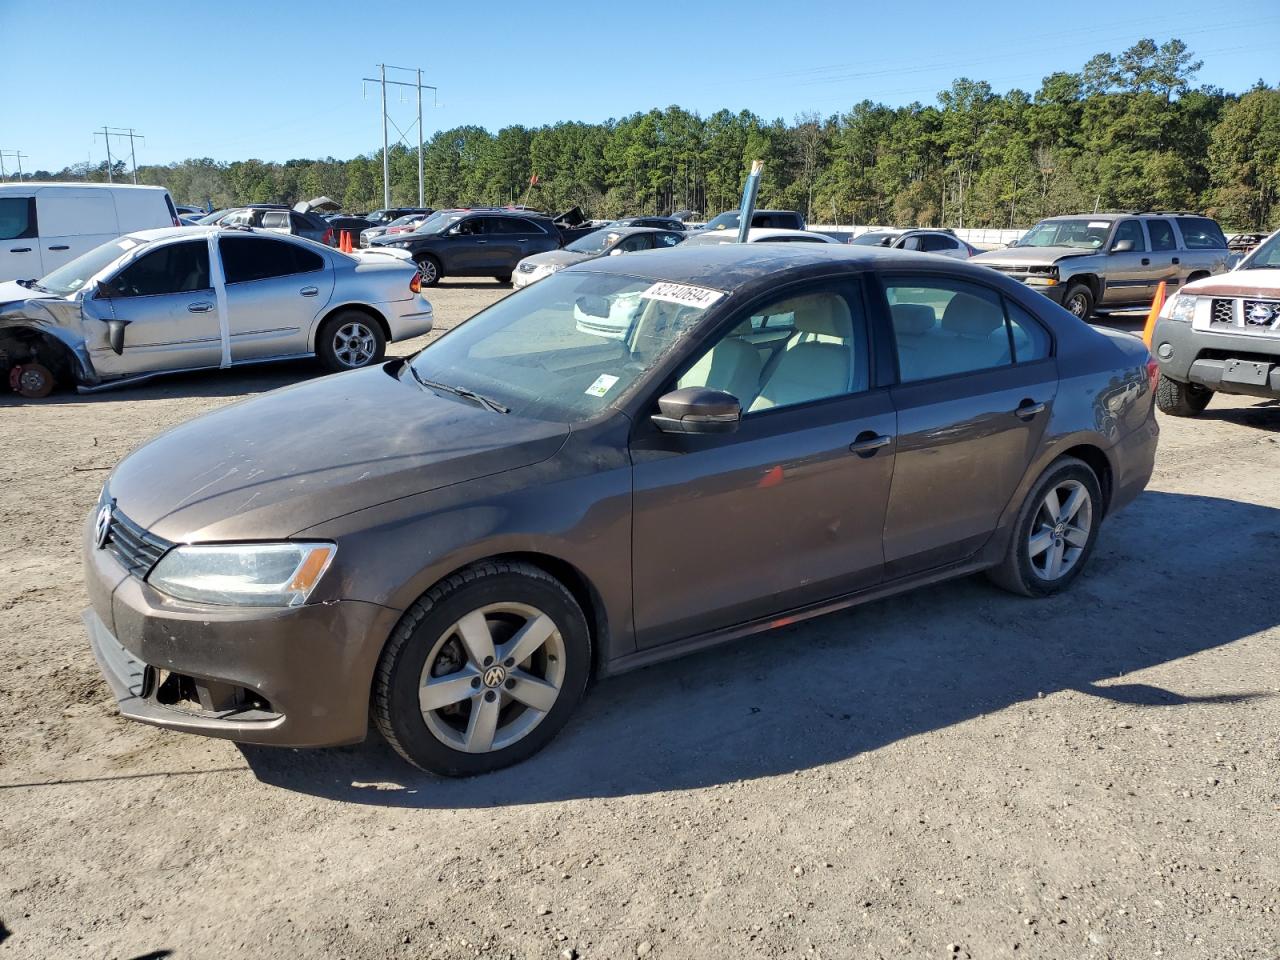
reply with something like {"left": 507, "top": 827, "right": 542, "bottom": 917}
{"left": 1, "top": 0, "right": 1277, "bottom": 174}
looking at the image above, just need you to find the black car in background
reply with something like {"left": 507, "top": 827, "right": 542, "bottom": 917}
{"left": 373, "top": 209, "right": 563, "bottom": 285}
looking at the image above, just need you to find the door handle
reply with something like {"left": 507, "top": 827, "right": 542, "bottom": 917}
{"left": 299, "top": 286, "right": 319, "bottom": 297}
{"left": 1172, "top": 257, "right": 1180, "bottom": 265}
{"left": 48, "top": 244, "right": 70, "bottom": 251}
{"left": 1014, "top": 399, "right": 1046, "bottom": 420}
{"left": 474, "top": 239, "right": 488, "bottom": 244}
{"left": 849, "top": 431, "right": 892, "bottom": 457}
{"left": 9, "top": 247, "right": 31, "bottom": 253}
{"left": 1141, "top": 258, "right": 1150, "bottom": 265}
{"left": 187, "top": 301, "right": 214, "bottom": 313}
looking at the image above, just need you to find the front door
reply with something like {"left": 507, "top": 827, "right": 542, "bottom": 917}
{"left": 1100, "top": 218, "right": 1154, "bottom": 306}
{"left": 630, "top": 282, "right": 896, "bottom": 648}
{"left": 218, "top": 235, "right": 333, "bottom": 361}
{"left": 878, "top": 276, "right": 1057, "bottom": 577}
{"left": 445, "top": 217, "right": 493, "bottom": 274}
{"left": 84, "top": 238, "right": 222, "bottom": 377}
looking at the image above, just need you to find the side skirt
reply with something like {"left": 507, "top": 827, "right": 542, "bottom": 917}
{"left": 77, "top": 352, "right": 316, "bottom": 393}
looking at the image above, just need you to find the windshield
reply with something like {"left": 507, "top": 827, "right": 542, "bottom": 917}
{"left": 1240, "top": 232, "right": 1280, "bottom": 269}
{"left": 413, "top": 212, "right": 465, "bottom": 235}
{"left": 850, "top": 232, "right": 896, "bottom": 247}
{"left": 38, "top": 237, "right": 139, "bottom": 296}
{"left": 196, "top": 210, "right": 225, "bottom": 224}
{"left": 404, "top": 270, "right": 722, "bottom": 420}
{"left": 1019, "top": 219, "right": 1111, "bottom": 249}
{"left": 703, "top": 212, "right": 740, "bottom": 231}
{"left": 565, "top": 229, "right": 623, "bottom": 255}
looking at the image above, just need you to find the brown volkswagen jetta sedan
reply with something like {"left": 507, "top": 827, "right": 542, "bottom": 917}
{"left": 84, "top": 244, "right": 1159, "bottom": 775}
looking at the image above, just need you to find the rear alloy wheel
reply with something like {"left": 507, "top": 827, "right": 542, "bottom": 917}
{"left": 1062, "top": 282, "right": 1094, "bottom": 320}
{"left": 987, "top": 456, "right": 1102, "bottom": 597}
{"left": 415, "top": 256, "right": 441, "bottom": 286}
{"left": 373, "top": 561, "right": 591, "bottom": 776}
{"left": 316, "top": 311, "right": 386, "bottom": 372}
{"left": 1155, "top": 374, "right": 1212, "bottom": 417}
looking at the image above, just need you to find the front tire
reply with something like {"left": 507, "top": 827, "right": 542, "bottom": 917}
{"left": 1061, "top": 282, "right": 1094, "bottom": 320}
{"left": 987, "top": 456, "right": 1103, "bottom": 598}
{"left": 316, "top": 311, "right": 386, "bottom": 372}
{"left": 373, "top": 561, "right": 591, "bottom": 776}
{"left": 1155, "top": 374, "right": 1212, "bottom": 417}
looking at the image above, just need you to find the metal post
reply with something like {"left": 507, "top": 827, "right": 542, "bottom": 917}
{"left": 381, "top": 64, "right": 390, "bottom": 209}
{"left": 128, "top": 128, "right": 138, "bottom": 184}
{"left": 0, "top": 154, "right": 6, "bottom": 181}
{"left": 735, "top": 160, "right": 763, "bottom": 244}
{"left": 417, "top": 68, "right": 425, "bottom": 208}
{"left": 103, "top": 127, "right": 114, "bottom": 182}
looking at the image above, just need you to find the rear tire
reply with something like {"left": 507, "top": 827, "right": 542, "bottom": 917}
{"left": 315, "top": 311, "right": 386, "bottom": 373}
{"left": 987, "top": 456, "right": 1103, "bottom": 598}
{"left": 1062, "top": 282, "right": 1094, "bottom": 320}
{"left": 415, "top": 255, "right": 441, "bottom": 286}
{"left": 1155, "top": 374, "right": 1211, "bottom": 417}
{"left": 372, "top": 561, "right": 591, "bottom": 776}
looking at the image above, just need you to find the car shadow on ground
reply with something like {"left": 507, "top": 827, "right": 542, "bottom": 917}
{"left": 244, "top": 489, "right": 1279, "bottom": 807}
{"left": 1199, "top": 399, "right": 1280, "bottom": 433}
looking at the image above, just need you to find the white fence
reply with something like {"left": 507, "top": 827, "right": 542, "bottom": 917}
{"left": 809, "top": 224, "right": 1026, "bottom": 248}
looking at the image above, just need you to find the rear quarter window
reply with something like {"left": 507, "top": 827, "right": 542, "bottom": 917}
{"left": 1175, "top": 217, "right": 1227, "bottom": 250}
{"left": 0, "top": 197, "right": 37, "bottom": 240}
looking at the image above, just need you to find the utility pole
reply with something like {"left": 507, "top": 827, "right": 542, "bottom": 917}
{"left": 94, "top": 127, "right": 145, "bottom": 183}
{"left": 0, "top": 150, "right": 28, "bottom": 182}
{"left": 363, "top": 65, "right": 438, "bottom": 210}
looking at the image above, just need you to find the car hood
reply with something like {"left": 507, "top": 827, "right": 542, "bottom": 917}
{"left": 107, "top": 362, "right": 570, "bottom": 543}
{"left": 971, "top": 246, "right": 1094, "bottom": 266}
{"left": 522, "top": 250, "right": 592, "bottom": 270}
{"left": 1182, "top": 268, "right": 1280, "bottom": 297}
{"left": 0, "top": 280, "right": 58, "bottom": 310}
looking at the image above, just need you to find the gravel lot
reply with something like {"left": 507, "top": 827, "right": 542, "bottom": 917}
{"left": 1, "top": 282, "right": 1278, "bottom": 960}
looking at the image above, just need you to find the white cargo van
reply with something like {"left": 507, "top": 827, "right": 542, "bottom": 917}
{"left": 0, "top": 183, "right": 180, "bottom": 282}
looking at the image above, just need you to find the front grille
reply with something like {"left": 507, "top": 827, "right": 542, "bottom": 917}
{"left": 1242, "top": 299, "right": 1280, "bottom": 329}
{"left": 1210, "top": 298, "right": 1234, "bottom": 326}
{"left": 105, "top": 508, "right": 173, "bottom": 577}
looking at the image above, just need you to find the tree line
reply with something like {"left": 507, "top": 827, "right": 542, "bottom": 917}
{"left": 21, "top": 39, "right": 1280, "bottom": 230}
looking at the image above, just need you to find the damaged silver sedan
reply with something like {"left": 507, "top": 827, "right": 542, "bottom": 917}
{"left": 1, "top": 225, "right": 433, "bottom": 397}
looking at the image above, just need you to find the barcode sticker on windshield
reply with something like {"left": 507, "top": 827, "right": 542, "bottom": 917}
{"left": 1088, "top": 221, "right": 1110, "bottom": 228}
{"left": 585, "top": 374, "right": 619, "bottom": 398}
{"left": 641, "top": 281, "right": 725, "bottom": 309}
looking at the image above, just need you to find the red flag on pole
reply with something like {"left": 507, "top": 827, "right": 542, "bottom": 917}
{"left": 529, "top": 173, "right": 539, "bottom": 187}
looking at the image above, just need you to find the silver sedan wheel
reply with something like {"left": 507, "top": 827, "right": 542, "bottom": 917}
{"left": 1028, "top": 478, "right": 1093, "bottom": 580}
{"left": 332, "top": 321, "right": 377, "bottom": 367}
{"left": 418, "top": 602, "right": 566, "bottom": 754}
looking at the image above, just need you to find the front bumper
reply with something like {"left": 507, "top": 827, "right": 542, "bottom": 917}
{"left": 83, "top": 515, "right": 398, "bottom": 748}
{"left": 512, "top": 269, "right": 549, "bottom": 289}
{"left": 1152, "top": 317, "right": 1280, "bottom": 398}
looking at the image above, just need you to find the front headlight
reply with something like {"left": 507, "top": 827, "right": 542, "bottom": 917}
{"left": 1160, "top": 293, "right": 1197, "bottom": 322}
{"left": 148, "top": 542, "right": 335, "bottom": 607}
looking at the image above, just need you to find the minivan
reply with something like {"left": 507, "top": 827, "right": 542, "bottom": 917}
{"left": 0, "top": 183, "right": 180, "bottom": 282}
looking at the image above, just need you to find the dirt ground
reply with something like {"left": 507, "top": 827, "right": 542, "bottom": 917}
{"left": 1, "top": 282, "right": 1278, "bottom": 960}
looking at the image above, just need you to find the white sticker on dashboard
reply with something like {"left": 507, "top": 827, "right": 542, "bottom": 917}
{"left": 585, "top": 374, "right": 620, "bottom": 398}
{"left": 641, "top": 281, "right": 726, "bottom": 309}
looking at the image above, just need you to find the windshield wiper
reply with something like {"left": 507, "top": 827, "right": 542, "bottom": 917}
{"left": 408, "top": 365, "right": 509, "bottom": 414}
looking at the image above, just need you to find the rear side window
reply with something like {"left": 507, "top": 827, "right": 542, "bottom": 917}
{"left": 0, "top": 197, "right": 37, "bottom": 240}
{"left": 1175, "top": 217, "right": 1227, "bottom": 250}
{"left": 220, "top": 236, "right": 323, "bottom": 283}
{"left": 260, "top": 211, "right": 290, "bottom": 229}
{"left": 885, "top": 278, "right": 1013, "bottom": 382}
{"left": 1003, "top": 300, "right": 1051, "bottom": 363}
{"left": 655, "top": 231, "right": 682, "bottom": 247}
{"left": 111, "top": 240, "right": 211, "bottom": 297}
{"left": 1148, "top": 218, "right": 1178, "bottom": 251}
{"left": 920, "top": 234, "right": 958, "bottom": 252}
{"left": 491, "top": 217, "right": 547, "bottom": 235}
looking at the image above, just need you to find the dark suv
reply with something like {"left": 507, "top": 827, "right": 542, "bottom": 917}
{"left": 374, "top": 210, "right": 562, "bottom": 285}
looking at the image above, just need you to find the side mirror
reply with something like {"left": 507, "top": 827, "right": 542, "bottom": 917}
{"left": 608, "top": 248, "right": 623, "bottom": 256}
{"left": 1111, "top": 239, "right": 1134, "bottom": 253}
{"left": 106, "top": 319, "right": 131, "bottom": 356}
{"left": 651, "top": 387, "right": 741, "bottom": 435}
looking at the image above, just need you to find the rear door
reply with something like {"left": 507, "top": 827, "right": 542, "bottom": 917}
{"left": 86, "top": 238, "right": 221, "bottom": 377}
{"left": 878, "top": 274, "right": 1057, "bottom": 577}
{"left": 35, "top": 188, "right": 120, "bottom": 272}
{"left": 219, "top": 235, "right": 333, "bottom": 361}
{"left": 1145, "top": 218, "right": 1183, "bottom": 292}
{"left": 0, "top": 194, "right": 41, "bottom": 281}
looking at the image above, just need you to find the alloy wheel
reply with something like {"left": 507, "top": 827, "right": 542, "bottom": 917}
{"left": 418, "top": 602, "right": 566, "bottom": 754}
{"left": 332, "top": 321, "right": 377, "bottom": 367}
{"left": 417, "top": 258, "right": 438, "bottom": 284}
{"left": 1028, "top": 478, "right": 1093, "bottom": 580}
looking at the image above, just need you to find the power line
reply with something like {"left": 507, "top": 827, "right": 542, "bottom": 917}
{"left": 93, "top": 127, "right": 145, "bottom": 184}
{"left": 0, "top": 150, "right": 28, "bottom": 181}
{"left": 362, "top": 65, "right": 438, "bottom": 208}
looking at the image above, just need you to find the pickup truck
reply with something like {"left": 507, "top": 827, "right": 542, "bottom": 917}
{"left": 971, "top": 212, "right": 1230, "bottom": 318}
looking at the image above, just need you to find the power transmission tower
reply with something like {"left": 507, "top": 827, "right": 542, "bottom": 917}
{"left": 0, "top": 150, "right": 28, "bottom": 182}
{"left": 94, "top": 127, "right": 145, "bottom": 184}
{"left": 362, "top": 65, "right": 438, "bottom": 209}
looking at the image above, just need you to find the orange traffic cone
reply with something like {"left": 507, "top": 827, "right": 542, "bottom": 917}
{"left": 1142, "top": 280, "right": 1166, "bottom": 348}
{"left": 341, "top": 230, "right": 351, "bottom": 253}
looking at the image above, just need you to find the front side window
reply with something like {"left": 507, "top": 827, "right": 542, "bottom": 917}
{"left": 655, "top": 232, "right": 683, "bottom": 247}
{"left": 405, "top": 271, "right": 721, "bottom": 421}
{"left": 220, "top": 236, "right": 322, "bottom": 283}
{"left": 453, "top": 217, "right": 488, "bottom": 237}
{"left": 886, "top": 279, "right": 1013, "bottom": 382}
{"left": 1175, "top": 217, "right": 1227, "bottom": 250}
{"left": 1148, "top": 218, "right": 1178, "bottom": 252}
{"left": 679, "top": 288, "right": 868, "bottom": 413}
{"left": 1112, "top": 219, "right": 1147, "bottom": 252}
{"left": 617, "top": 234, "right": 653, "bottom": 253}
{"left": 0, "top": 197, "right": 36, "bottom": 241}
{"left": 111, "top": 241, "right": 211, "bottom": 297}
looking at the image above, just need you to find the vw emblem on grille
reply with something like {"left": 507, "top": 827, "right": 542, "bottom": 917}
{"left": 1247, "top": 302, "right": 1276, "bottom": 325}
{"left": 94, "top": 504, "right": 112, "bottom": 549}
{"left": 483, "top": 665, "right": 508, "bottom": 688}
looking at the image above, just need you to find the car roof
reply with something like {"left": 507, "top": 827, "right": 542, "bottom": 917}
{"left": 0, "top": 182, "right": 167, "bottom": 193}
{"left": 588, "top": 225, "right": 675, "bottom": 236}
